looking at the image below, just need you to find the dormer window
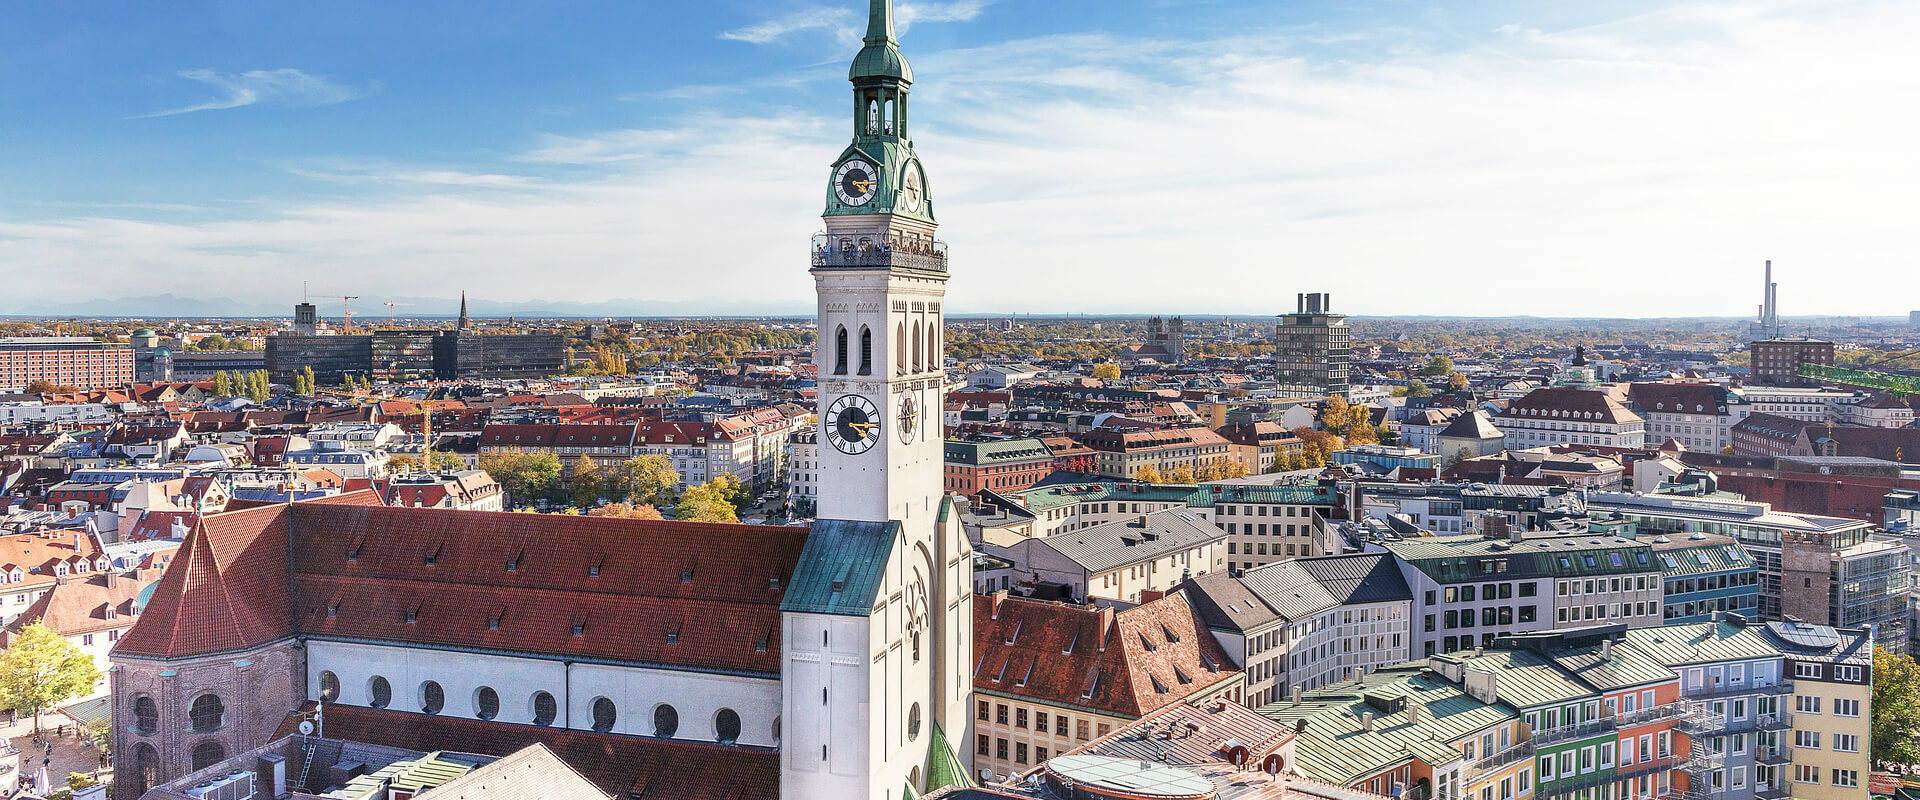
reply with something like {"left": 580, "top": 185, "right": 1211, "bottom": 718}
{"left": 680, "top": 567, "right": 695, "bottom": 584}
{"left": 487, "top": 610, "right": 504, "bottom": 631}
{"left": 588, "top": 562, "right": 601, "bottom": 578}
{"left": 327, "top": 602, "right": 339, "bottom": 619}
{"left": 666, "top": 629, "right": 680, "bottom": 644}
{"left": 405, "top": 606, "right": 419, "bottom": 625}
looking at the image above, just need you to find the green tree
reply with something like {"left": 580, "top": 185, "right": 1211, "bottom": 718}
{"left": 213, "top": 370, "right": 234, "bottom": 397}
{"left": 1401, "top": 380, "right": 1433, "bottom": 399}
{"left": 1091, "top": 363, "right": 1122, "bottom": 380}
{"left": 570, "top": 457, "right": 606, "bottom": 508}
{"left": 0, "top": 622, "right": 101, "bottom": 733}
{"left": 481, "top": 452, "right": 563, "bottom": 506}
{"left": 1874, "top": 646, "right": 1920, "bottom": 765}
{"left": 425, "top": 450, "right": 467, "bottom": 471}
{"left": 675, "top": 480, "right": 741, "bottom": 523}
{"left": 242, "top": 370, "right": 270, "bottom": 403}
{"left": 609, "top": 455, "right": 680, "bottom": 506}
{"left": 1420, "top": 355, "right": 1454, "bottom": 377}
{"left": 705, "top": 473, "right": 751, "bottom": 510}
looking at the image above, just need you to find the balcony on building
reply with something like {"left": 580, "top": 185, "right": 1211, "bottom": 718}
{"left": 812, "top": 234, "right": 949, "bottom": 272}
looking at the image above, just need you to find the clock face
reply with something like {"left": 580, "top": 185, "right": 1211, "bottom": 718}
{"left": 835, "top": 160, "right": 879, "bottom": 207}
{"left": 897, "top": 395, "right": 919, "bottom": 443}
{"left": 901, "top": 162, "right": 924, "bottom": 213}
{"left": 826, "top": 394, "right": 881, "bottom": 455}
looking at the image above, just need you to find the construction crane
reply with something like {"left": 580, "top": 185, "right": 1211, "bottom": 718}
{"left": 337, "top": 296, "right": 360, "bottom": 333}
{"left": 383, "top": 301, "right": 416, "bottom": 328}
{"left": 1797, "top": 347, "right": 1920, "bottom": 399}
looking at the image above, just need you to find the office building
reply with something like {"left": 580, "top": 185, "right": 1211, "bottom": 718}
{"left": 1750, "top": 339, "right": 1835, "bottom": 387}
{"left": 1275, "top": 292, "right": 1351, "bottom": 398}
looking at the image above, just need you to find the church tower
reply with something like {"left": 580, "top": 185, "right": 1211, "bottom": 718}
{"left": 782, "top": 1, "right": 972, "bottom": 797}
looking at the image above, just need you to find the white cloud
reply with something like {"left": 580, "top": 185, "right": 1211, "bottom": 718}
{"left": 721, "top": 1, "right": 989, "bottom": 46}
{"left": 721, "top": 6, "right": 857, "bottom": 45}
{"left": 138, "top": 68, "right": 366, "bottom": 118}
{"left": 11, "top": 0, "right": 1919, "bottom": 316}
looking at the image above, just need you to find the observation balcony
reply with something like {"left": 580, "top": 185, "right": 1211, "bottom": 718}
{"left": 812, "top": 235, "right": 949, "bottom": 273}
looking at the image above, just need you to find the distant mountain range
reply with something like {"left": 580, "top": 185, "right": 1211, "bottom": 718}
{"left": 1, "top": 293, "right": 816, "bottom": 319}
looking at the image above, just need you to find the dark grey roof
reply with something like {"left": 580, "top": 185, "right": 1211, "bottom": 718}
{"left": 1437, "top": 411, "right": 1502, "bottom": 440}
{"left": 1290, "top": 553, "right": 1413, "bottom": 605}
{"left": 1239, "top": 560, "right": 1339, "bottom": 621}
{"left": 1178, "top": 571, "right": 1281, "bottom": 632}
{"left": 1038, "top": 510, "right": 1227, "bottom": 574}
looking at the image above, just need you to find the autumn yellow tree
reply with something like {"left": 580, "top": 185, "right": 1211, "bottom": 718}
{"left": 1164, "top": 463, "right": 1196, "bottom": 484}
{"left": 1344, "top": 405, "right": 1378, "bottom": 445}
{"left": 588, "top": 502, "right": 665, "bottom": 520}
{"left": 1091, "top": 363, "right": 1122, "bottom": 380}
{"left": 1132, "top": 464, "right": 1163, "bottom": 484}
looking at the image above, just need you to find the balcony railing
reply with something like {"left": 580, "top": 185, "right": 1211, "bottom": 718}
{"left": 1754, "top": 743, "right": 1793, "bottom": 766}
{"left": 1535, "top": 718, "right": 1618, "bottom": 747}
{"left": 1680, "top": 680, "right": 1792, "bottom": 701}
{"left": 1465, "top": 743, "right": 1536, "bottom": 781}
{"left": 1754, "top": 784, "right": 1791, "bottom": 800}
{"left": 1677, "top": 710, "right": 1792, "bottom": 736}
{"left": 811, "top": 235, "right": 950, "bottom": 272}
{"left": 1614, "top": 703, "right": 1688, "bottom": 728}
{"left": 1537, "top": 756, "right": 1681, "bottom": 799}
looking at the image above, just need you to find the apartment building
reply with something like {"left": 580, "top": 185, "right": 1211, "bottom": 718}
{"left": 1590, "top": 489, "right": 1907, "bottom": 652}
{"left": 1254, "top": 619, "right": 1871, "bottom": 800}
{"left": 1079, "top": 426, "right": 1234, "bottom": 480}
{"left": 1182, "top": 553, "right": 1413, "bottom": 707}
{"left": 969, "top": 592, "right": 1242, "bottom": 782}
{"left": 943, "top": 438, "right": 1054, "bottom": 496}
{"left": 993, "top": 509, "right": 1227, "bottom": 603}
{"left": 1187, "top": 482, "right": 1341, "bottom": 572}
{"left": 1376, "top": 528, "right": 1662, "bottom": 659}
{"left": 1499, "top": 388, "right": 1647, "bottom": 450}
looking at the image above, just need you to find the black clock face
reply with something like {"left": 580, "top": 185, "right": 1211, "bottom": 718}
{"left": 835, "top": 160, "right": 878, "bottom": 207}
{"left": 826, "top": 394, "right": 880, "bottom": 454}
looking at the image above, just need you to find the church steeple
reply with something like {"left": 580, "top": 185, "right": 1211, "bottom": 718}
{"left": 457, "top": 290, "right": 471, "bottom": 330}
{"left": 865, "top": 0, "right": 896, "bottom": 45}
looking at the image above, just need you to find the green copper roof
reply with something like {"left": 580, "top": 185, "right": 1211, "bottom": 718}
{"left": 851, "top": 0, "right": 911, "bottom": 82}
{"left": 924, "top": 722, "right": 976, "bottom": 792}
{"left": 782, "top": 518, "right": 900, "bottom": 616}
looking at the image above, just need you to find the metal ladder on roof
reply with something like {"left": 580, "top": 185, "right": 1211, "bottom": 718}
{"left": 298, "top": 740, "right": 318, "bottom": 791}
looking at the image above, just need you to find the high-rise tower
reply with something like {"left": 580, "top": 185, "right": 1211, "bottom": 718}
{"left": 781, "top": 1, "right": 973, "bottom": 797}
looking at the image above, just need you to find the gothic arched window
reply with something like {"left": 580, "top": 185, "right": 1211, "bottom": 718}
{"left": 859, "top": 327, "right": 873, "bottom": 375}
{"left": 897, "top": 322, "right": 907, "bottom": 375}
{"left": 927, "top": 316, "right": 940, "bottom": 369}
{"left": 834, "top": 327, "right": 849, "bottom": 375}
{"left": 912, "top": 323, "right": 923, "bottom": 373}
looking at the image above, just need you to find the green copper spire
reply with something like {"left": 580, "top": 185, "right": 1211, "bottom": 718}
{"left": 865, "top": 0, "right": 896, "bottom": 44}
{"left": 850, "top": 0, "right": 911, "bottom": 83}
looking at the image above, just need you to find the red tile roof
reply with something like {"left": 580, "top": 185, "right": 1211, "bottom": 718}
{"left": 7, "top": 569, "right": 160, "bottom": 638}
{"left": 275, "top": 703, "right": 778, "bottom": 800}
{"left": 116, "top": 492, "right": 808, "bottom": 679}
{"left": 972, "top": 593, "right": 1238, "bottom": 719}
{"left": 112, "top": 504, "right": 295, "bottom": 659}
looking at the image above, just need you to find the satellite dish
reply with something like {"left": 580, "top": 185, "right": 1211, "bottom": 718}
{"left": 297, "top": 720, "right": 316, "bottom": 736}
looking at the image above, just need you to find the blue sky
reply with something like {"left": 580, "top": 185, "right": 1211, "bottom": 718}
{"left": 2, "top": 0, "right": 1915, "bottom": 316}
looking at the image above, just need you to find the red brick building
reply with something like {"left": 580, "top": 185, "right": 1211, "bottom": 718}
{"left": 943, "top": 438, "right": 1054, "bottom": 496}
{"left": 1749, "top": 337, "right": 1834, "bottom": 386}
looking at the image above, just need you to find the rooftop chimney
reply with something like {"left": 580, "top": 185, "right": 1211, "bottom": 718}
{"left": 1359, "top": 711, "right": 1374, "bottom": 731}
{"left": 1097, "top": 605, "right": 1116, "bottom": 651}
{"left": 990, "top": 590, "right": 1008, "bottom": 620}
